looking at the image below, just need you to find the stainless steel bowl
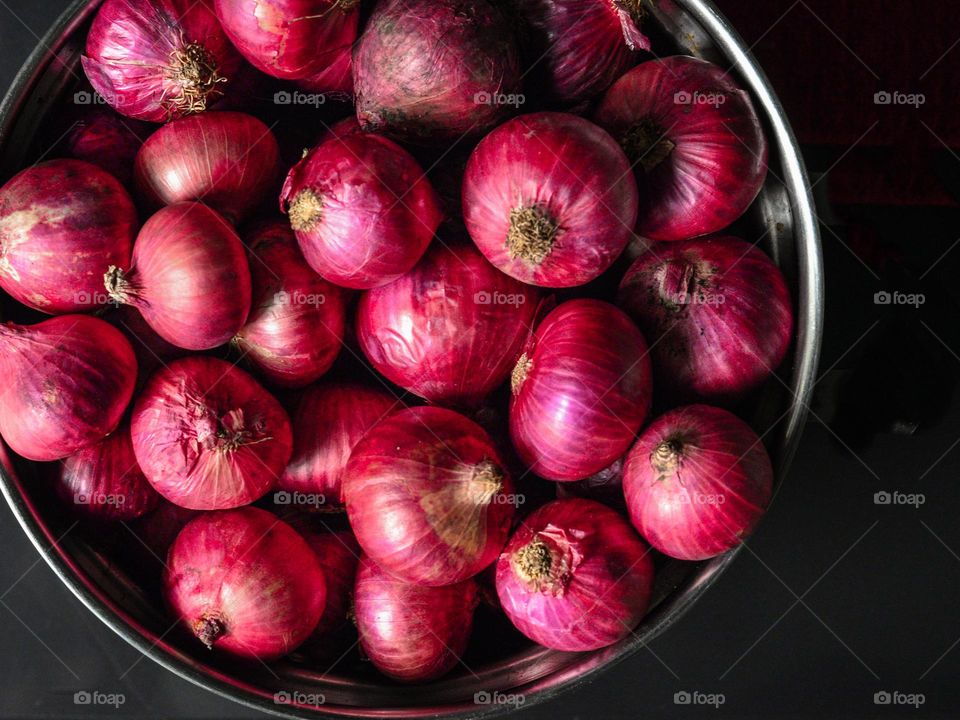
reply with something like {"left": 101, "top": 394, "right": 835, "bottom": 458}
{"left": 0, "top": 0, "right": 824, "bottom": 717}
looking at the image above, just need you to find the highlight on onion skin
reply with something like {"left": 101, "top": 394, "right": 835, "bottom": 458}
{"left": 134, "top": 112, "right": 280, "bottom": 224}
{"left": 280, "top": 132, "right": 443, "bottom": 289}
{"left": 594, "top": 56, "right": 768, "bottom": 242}
{"left": 0, "top": 315, "right": 137, "bottom": 462}
{"left": 0, "top": 159, "right": 136, "bottom": 314}
{"left": 164, "top": 507, "right": 326, "bottom": 660}
{"left": 130, "top": 356, "right": 293, "bottom": 510}
{"left": 343, "top": 406, "right": 515, "bottom": 586}
{"left": 622, "top": 404, "right": 773, "bottom": 560}
{"left": 509, "top": 298, "right": 653, "bottom": 482}
{"left": 353, "top": 556, "right": 479, "bottom": 682}
{"left": 233, "top": 221, "right": 346, "bottom": 389}
{"left": 495, "top": 498, "right": 654, "bottom": 651}
{"left": 66, "top": 109, "right": 150, "bottom": 186}
{"left": 356, "top": 242, "right": 541, "bottom": 407}
{"left": 81, "top": 0, "right": 242, "bottom": 122}
{"left": 353, "top": 0, "right": 521, "bottom": 141}
{"left": 617, "top": 236, "right": 793, "bottom": 403}
{"left": 105, "top": 202, "right": 252, "bottom": 351}
{"left": 462, "top": 112, "right": 638, "bottom": 288}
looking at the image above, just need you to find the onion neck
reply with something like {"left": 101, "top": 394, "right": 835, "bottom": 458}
{"left": 289, "top": 188, "right": 324, "bottom": 232}
{"left": 506, "top": 206, "right": 558, "bottom": 266}
{"left": 621, "top": 118, "right": 675, "bottom": 173}
{"left": 167, "top": 43, "right": 226, "bottom": 116}
{"left": 511, "top": 352, "right": 533, "bottom": 395}
{"left": 659, "top": 257, "right": 710, "bottom": 311}
{"left": 193, "top": 611, "right": 226, "bottom": 649}
{"left": 614, "top": 0, "right": 646, "bottom": 23}
{"left": 652, "top": 438, "right": 683, "bottom": 475}
{"left": 468, "top": 460, "right": 503, "bottom": 504}
{"left": 104, "top": 265, "right": 142, "bottom": 307}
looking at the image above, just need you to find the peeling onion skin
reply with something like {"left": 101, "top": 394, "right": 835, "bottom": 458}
{"left": 131, "top": 356, "right": 293, "bottom": 510}
{"left": 594, "top": 56, "right": 768, "bottom": 242}
{"left": 0, "top": 159, "right": 136, "bottom": 314}
{"left": 66, "top": 109, "right": 150, "bottom": 186}
{"left": 343, "top": 406, "right": 515, "bottom": 586}
{"left": 82, "top": 0, "right": 242, "bottom": 122}
{"left": 135, "top": 112, "right": 279, "bottom": 224}
{"left": 353, "top": 0, "right": 521, "bottom": 141}
{"left": 354, "top": 556, "right": 478, "bottom": 682}
{"left": 509, "top": 299, "right": 652, "bottom": 481}
{"left": 617, "top": 236, "right": 793, "bottom": 403}
{"left": 462, "top": 112, "right": 638, "bottom": 288}
{"left": 495, "top": 498, "right": 654, "bottom": 651}
{"left": 356, "top": 242, "right": 541, "bottom": 407}
{"left": 164, "top": 507, "right": 326, "bottom": 660}
{"left": 622, "top": 404, "right": 773, "bottom": 560}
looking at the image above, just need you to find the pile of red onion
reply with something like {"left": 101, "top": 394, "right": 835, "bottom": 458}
{"left": 0, "top": 0, "right": 795, "bottom": 684}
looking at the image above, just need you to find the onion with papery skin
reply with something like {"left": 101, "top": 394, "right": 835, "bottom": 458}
{"left": 105, "top": 202, "right": 252, "bottom": 351}
{"left": 594, "top": 56, "right": 768, "bottom": 241}
{"left": 165, "top": 507, "right": 326, "bottom": 659}
{"left": 135, "top": 112, "right": 279, "bottom": 223}
{"left": 0, "top": 315, "right": 136, "bottom": 462}
{"left": 356, "top": 242, "right": 541, "bottom": 407}
{"left": 496, "top": 498, "right": 653, "bottom": 651}
{"left": 131, "top": 356, "right": 292, "bottom": 510}
{"left": 66, "top": 109, "right": 150, "bottom": 185}
{"left": 280, "top": 132, "right": 442, "bottom": 289}
{"left": 617, "top": 236, "right": 793, "bottom": 402}
{"left": 556, "top": 457, "right": 626, "bottom": 511}
{"left": 0, "top": 159, "right": 136, "bottom": 314}
{"left": 353, "top": 0, "right": 521, "bottom": 141}
{"left": 510, "top": 299, "right": 652, "bottom": 481}
{"left": 343, "top": 406, "right": 515, "bottom": 586}
{"left": 292, "top": 522, "right": 360, "bottom": 645}
{"left": 622, "top": 404, "right": 773, "bottom": 560}
{"left": 462, "top": 112, "right": 638, "bottom": 287}
{"left": 82, "top": 0, "right": 242, "bottom": 121}
{"left": 233, "top": 221, "right": 345, "bottom": 388}
{"left": 354, "top": 556, "right": 478, "bottom": 682}
{"left": 297, "top": 43, "right": 353, "bottom": 99}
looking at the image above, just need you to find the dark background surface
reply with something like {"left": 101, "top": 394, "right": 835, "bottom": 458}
{"left": 2, "top": 0, "right": 960, "bottom": 718}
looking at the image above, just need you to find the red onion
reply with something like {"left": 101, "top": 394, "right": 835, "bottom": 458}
{"left": 131, "top": 356, "right": 292, "bottom": 510}
{"left": 556, "top": 457, "right": 626, "bottom": 511}
{"left": 233, "top": 221, "right": 346, "bottom": 388}
{"left": 104, "top": 305, "right": 187, "bottom": 386}
{"left": 356, "top": 242, "right": 541, "bottom": 407}
{"left": 343, "top": 406, "right": 515, "bottom": 586}
{"left": 105, "top": 202, "right": 252, "bottom": 351}
{"left": 510, "top": 299, "right": 652, "bottom": 481}
{"left": 353, "top": 0, "right": 521, "bottom": 141}
{"left": 134, "top": 112, "right": 279, "bottom": 223}
{"left": 280, "top": 132, "right": 442, "bottom": 289}
{"left": 617, "top": 236, "right": 793, "bottom": 402}
{"left": 165, "top": 507, "right": 326, "bottom": 659}
{"left": 82, "top": 0, "right": 242, "bottom": 122}
{"left": 622, "top": 404, "right": 773, "bottom": 560}
{"left": 516, "top": 0, "right": 650, "bottom": 105}
{"left": 0, "top": 159, "right": 136, "bottom": 313}
{"left": 297, "top": 524, "right": 360, "bottom": 644}
{"left": 316, "top": 115, "right": 362, "bottom": 145}
{"left": 66, "top": 109, "right": 150, "bottom": 185}
{"left": 354, "top": 556, "right": 478, "bottom": 682}
{"left": 462, "top": 112, "right": 638, "bottom": 287}
{"left": 297, "top": 44, "right": 353, "bottom": 99}
{"left": 0, "top": 315, "right": 136, "bottom": 461}
{"left": 495, "top": 498, "right": 653, "bottom": 651}
{"left": 132, "top": 499, "right": 199, "bottom": 560}
{"left": 56, "top": 424, "right": 160, "bottom": 521}
{"left": 281, "top": 382, "right": 400, "bottom": 508}
{"left": 594, "top": 56, "right": 768, "bottom": 241}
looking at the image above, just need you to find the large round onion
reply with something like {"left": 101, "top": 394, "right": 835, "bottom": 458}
{"left": 135, "top": 112, "right": 279, "bottom": 223}
{"left": 354, "top": 556, "right": 478, "bottom": 682}
{"left": 280, "top": 132, "right": 442, "bottom": 289}
{"left": 510, "top": 299, "right": 652, "bottom": 481}
{"left": 594, "top": 56, "right": 768, "bottom": 241}
{"left": 105, "top": 202, "right": 252, "bottom": 351}
{"left": 66, "top": 109, "right": 150, "bottom": 185}
{"left": 462, "top": 112, "right": 638, "bottom": 287}
{"left": 165, "top": 507, "right": 326, "bottom": 659}
{"left": 353, "top": 0, "right": 521, "bottom": 141}
{"left": 0, "top": 159, "right": 136, "bottom": 313}
{"left": 617, "top": 236, "right": 793, "bottom": 402}
{"left": 622, "top": 404, "right": 773, "bottom": 560}
{"left": 131, "top": 356, "right": 292, "bottom": 510}
{"left": 0, "top": 315, "right": 136, "bottom": 461}
{"left": 356, "top": 242, "right": 541, "bottom": 407}
{"left": 343, "top": 406, "right": 515, "bottom": 586}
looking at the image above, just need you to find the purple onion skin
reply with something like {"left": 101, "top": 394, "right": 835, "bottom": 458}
{"left": 495, "top": 498, "right": 654, "bottom": 651}
{"left": 354, "top": 556, "right": 478, "bottom": 682}
{"left": 300, "top": 527, "right": 360, "bottom": 644}
{"left": 132, "top": 499, "right": 200, "bottom": 560}
{"left": 617, "top": 236, "right": 793, "bottom": 403}
{"left": 66, "top": 109, "right": 150, "bottom": 186}
{"left": 594, "top": 56, "right": 768, "bottom": 241}
{"left": 622, "top": 404, "right": 773, "bottom": 560}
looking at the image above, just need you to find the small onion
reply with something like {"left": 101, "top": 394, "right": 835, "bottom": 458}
{"left": 556, "top": 457, "right": 626, "bottom": 511}
{"left": 66, "top": 109, "right": 150, "bottom": 185}
{"left": 622, "top": 404, "right": 774, "bottom": 560}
